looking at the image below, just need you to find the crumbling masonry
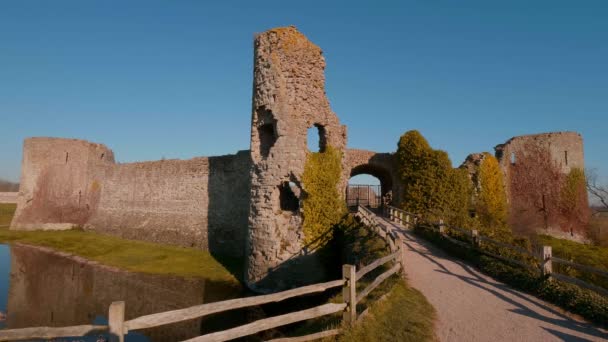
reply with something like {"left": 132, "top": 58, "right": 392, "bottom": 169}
{"left": 10, "top": 27, "right": 586, "bottom": 291}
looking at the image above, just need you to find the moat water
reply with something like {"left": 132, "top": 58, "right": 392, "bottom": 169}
{"left": 0, "top": 243, "right": 245, "bottom": 342}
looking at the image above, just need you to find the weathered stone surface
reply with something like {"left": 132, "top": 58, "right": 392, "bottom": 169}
{"left": 494, "top": 132, "right": 588, "bottom": 239}
{"left": 495, "top": 131, "right": 584, "bottom": 177}
{"left": 460, "top": 153, "right": 487, "bottom": 199}
{"left": 246, "top": 27, "right": 347, "bottom": 291}
{"left": 343, "top": 148, "right": 400, "bottom": 203}
{"left": 11, "top": 137, "right": 251, "bottom": 257}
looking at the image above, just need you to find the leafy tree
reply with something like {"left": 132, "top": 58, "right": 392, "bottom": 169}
{"left": 396, "top": 130, "right": 471, "bottom": 225}
{"left": 476, "top": 153, "right": 509, "bottom": 234}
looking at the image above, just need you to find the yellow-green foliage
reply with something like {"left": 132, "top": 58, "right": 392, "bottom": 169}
{"left": 302, "top": 145, "right": 346, "bottom": 249}
{"left": 476, "top": 153, "right": 508, "bottom": 233}
{"left": 396, "top": 130, "right": 471, "bottom": 225}
{"left": 561, "top": 168, "right": 587, "bottom": 210}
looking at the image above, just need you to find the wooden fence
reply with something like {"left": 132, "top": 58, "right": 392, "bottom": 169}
{"left": 384, "top": 205, "right": 608, "bottom": 297}
{"left": 0, "top": 206, "right": 403, "bottom": 342}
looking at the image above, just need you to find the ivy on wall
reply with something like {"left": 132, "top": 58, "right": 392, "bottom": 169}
{"left": 559, "top": 168, "right": 590, "bottom": 231}
{"left": 302, "top": 145, "right": 346, "bottom": 249}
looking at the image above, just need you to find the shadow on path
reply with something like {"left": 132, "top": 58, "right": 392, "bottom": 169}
{"left": 379, "top": 218, "right": 608, "bottom": 341}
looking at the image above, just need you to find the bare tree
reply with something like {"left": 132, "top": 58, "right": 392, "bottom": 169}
{"left": 586, "top": 168, "right": 608, "bottom": 209}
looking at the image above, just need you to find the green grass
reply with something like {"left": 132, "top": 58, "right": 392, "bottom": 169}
{"left": 339, "top": 281, "right": 436, "bottom": 342}
{"left": 535, "top": 234, "right": 608, "bottom": 289}
{"left": 0, "top": 203, "right": 240, "bottom": 291}
{"left": 0, "top": 203, "right": 16, "bottom": 226}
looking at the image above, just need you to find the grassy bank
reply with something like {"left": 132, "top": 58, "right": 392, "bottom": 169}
{"left": 339, "top": 281, "right": 436, "bottom": 342}
{"left": 0, "top": 203, "right": 15, "bottom": 226}
{"left": 0, "top": 203, "right": 240, "bottom": 288}
{"left": 536, "top": 234, "right": 608, "bottom": 289}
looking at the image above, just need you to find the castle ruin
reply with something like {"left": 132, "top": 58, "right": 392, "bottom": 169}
{"left": 10, "top": 27, "right": 586, "bottom": 291}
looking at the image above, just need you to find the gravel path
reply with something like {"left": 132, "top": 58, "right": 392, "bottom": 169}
{"left": 377, "top": 216, "right": 608, "bottom": 342}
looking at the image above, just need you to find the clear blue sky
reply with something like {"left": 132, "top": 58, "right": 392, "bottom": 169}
{"left": 1, "top": 1, "right": 606, "bottom": 187}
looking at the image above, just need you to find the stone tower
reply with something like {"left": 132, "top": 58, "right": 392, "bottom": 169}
{"left": 246, "top": 27, "right": 347, "bottom": 292}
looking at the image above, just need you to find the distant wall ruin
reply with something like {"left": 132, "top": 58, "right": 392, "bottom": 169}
{"left": 11, "top": 137, "right": 250, "bottom": 257}
{"left": 494, "top": 132, "right": 588, "bottom": 239}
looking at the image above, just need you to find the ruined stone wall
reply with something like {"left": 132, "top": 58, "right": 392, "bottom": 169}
{"left": 0, "top": 192, "right": 18, "bottom": 203}
{"left": 11, "top": 137, "right": 251, "bottom": 257}
{"left": 495, "top": 132, "right": 584, "bottom": 178}
{"left": 246, "top": 27, "right": 348, "bottom": 291}
{"left": 343, "top": 149, "right": 401, "bottom": 204}
{"left": 11, "top": 137, "right": 115, "bottom": 230}
{"left": 494, "top": 132, "right": 588, "bottom": 239}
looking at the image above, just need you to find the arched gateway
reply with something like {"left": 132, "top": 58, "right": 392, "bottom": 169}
{"left": 343, "top": 149, "right": 401, "bottom": 210}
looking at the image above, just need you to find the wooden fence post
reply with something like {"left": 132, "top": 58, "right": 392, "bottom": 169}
{"left": 399, "top": 211, "right": 404, "bottom": 225}
{"left": 471, "top": 230, "right": 479, "bottom": 248}
{"left": 541, "top": 246, "right": 552, "bottom": 278}
{"left": 395, "top": 236, "right": 405, "bottom": 272}
{"left": 109, "top": 301, "right": 125, "bottom": 342}
{"left": 342, "top": 265, "right": 357, "bottom": 326}
{"left": 438, "top": 219, "right": 445, "bottom": 235}
{"left": 405, "top": 215, "right": 410, "bottom": 229}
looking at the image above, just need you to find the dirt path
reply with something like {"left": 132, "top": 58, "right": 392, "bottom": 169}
{"left": 377, "top": 216, "right": 608, "bottom": 342}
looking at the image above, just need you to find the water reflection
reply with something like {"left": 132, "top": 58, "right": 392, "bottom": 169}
{"left": 2, "top": 244, "right": 240, "bottom": 342}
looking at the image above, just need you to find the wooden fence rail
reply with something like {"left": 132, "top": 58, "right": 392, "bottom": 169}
{"left": 0, "top": 206, "right": 403, "bottom": 342}
{"left": 383, "top": 204, "right": 608, "bottom": 298}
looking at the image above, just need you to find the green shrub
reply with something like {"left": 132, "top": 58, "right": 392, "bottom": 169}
{"left": 396, "top": 130, "right": 471, "bottom": 226}
{"left": 302, "top": 145, "right": 346, "bottom": 249}
{"left": 475, "top": 153, "right": 509, "bottom": 235}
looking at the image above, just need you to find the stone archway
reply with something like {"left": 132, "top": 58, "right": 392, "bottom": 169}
{"left": 343, "top": 149, "right": 400, "bottom": 208}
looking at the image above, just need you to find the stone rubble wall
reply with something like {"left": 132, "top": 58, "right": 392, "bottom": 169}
{"left": 343, "top": 148, "right": 400, "bottom": 204}
{"left": 10, "top": 137, "right": 251, "bottom": 257}
{"left": 461, "top": 132, "right": 587, "bottom": 239}
{"left": 246, "top": 27, "right": 348, "bottom": 291}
